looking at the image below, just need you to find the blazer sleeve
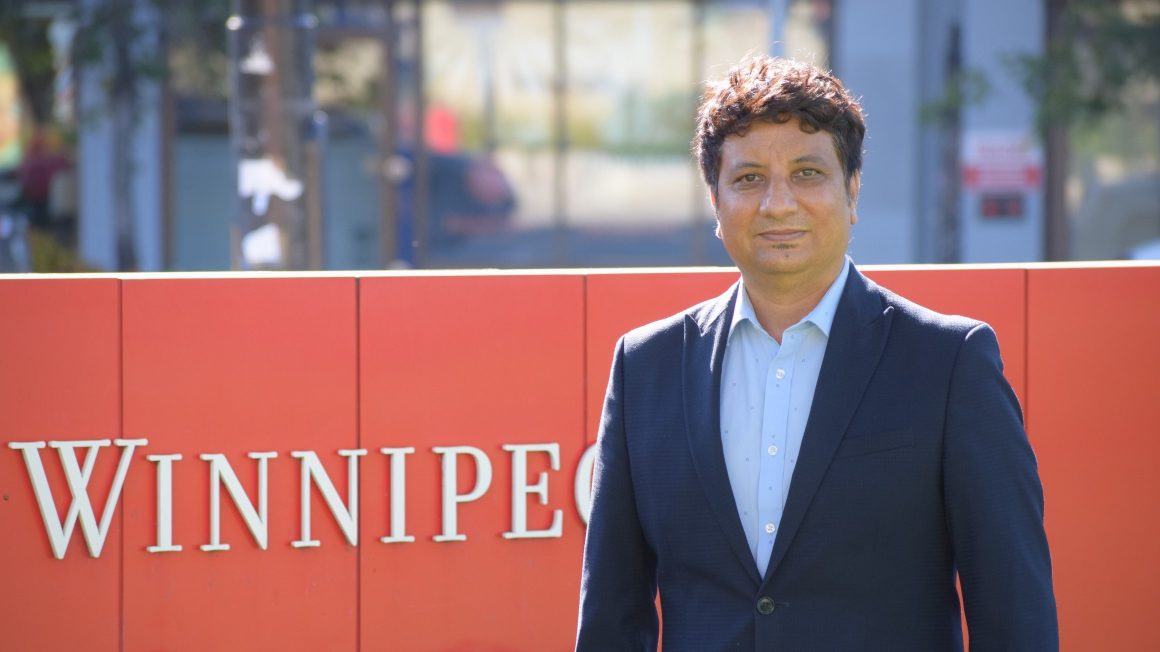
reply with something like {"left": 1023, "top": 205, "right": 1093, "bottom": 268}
{"left": 575, "top": 337, "right": 659, "bottom": 652}
{"left": 943, "top": 323, "right": 1059, "bottom": 650}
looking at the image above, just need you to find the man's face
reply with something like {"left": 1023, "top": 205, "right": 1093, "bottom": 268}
{"left": 713, "top": 119, "right": 858, "bottom": 291}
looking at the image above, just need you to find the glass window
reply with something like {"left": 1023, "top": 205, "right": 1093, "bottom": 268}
{"left": 411, "top": 0, "right": 830, "bottom": 267}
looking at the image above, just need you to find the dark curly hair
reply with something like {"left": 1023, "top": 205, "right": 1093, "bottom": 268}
{"left": 694, "top": 56, "right": 866, "bottom": 196}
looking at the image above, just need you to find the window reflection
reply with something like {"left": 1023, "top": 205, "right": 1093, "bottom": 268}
{"left": 415, "top": 0, "right": 833, "bottom": 267}
{"left": 169, "top": 0, "right": 832, "bottom": 269}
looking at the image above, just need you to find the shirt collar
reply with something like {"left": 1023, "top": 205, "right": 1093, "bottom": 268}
{"left": 729, "top": 257, "right": 851, "bottom": 340}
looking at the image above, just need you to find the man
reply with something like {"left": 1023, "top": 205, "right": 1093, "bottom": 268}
{"left": 575, "top": 56, "right": 1057, "bottom": 651}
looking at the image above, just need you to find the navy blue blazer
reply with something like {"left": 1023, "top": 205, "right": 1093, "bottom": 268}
{"left": 576, "top": 266, "right": 1057, "bottom": 651}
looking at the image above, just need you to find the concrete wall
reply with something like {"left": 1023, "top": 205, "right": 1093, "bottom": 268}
{"left": 833, "top": 0, "right": 922, "bottom": 264}
{"left": 76, "top": 0, "right": 164, "bottom": 272}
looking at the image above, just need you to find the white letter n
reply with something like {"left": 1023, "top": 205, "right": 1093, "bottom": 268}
{"left": 199, "top": 452, "right": 277, "bottom": 552}
{"left": 290, "top": 449, "right": 367, "bottom": 548}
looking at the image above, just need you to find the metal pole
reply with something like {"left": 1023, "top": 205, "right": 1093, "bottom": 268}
{"left": 553, "top": 0, "right": 568, "bottom": 265}
{"left": 691, "top": 0, "right": 708, "bottom": 264}
{"left": 768, "top": 0, "right": 788, "bottom": 57}
{"left": 379, "top": 0, "right": 398, "bottom": 266}
{"left": 413, "top": 0, "right": 430, "bottom": 267}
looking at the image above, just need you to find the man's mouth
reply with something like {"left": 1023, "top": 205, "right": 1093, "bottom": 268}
{"left": 758, "top": 229, "right": 806, "bottom": 242}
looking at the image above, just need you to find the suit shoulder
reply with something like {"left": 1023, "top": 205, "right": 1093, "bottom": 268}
{"left": 872, "top": 281, "right": 986, "bottom": 340}
{"left": 864, "top": 278, "right": 1011, "bottom": 377}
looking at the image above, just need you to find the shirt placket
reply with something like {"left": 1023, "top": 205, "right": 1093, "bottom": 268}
{"left": 778, "top": 328, "right": 807, "bottom": 505}
{"left": 756, "top": 330, "right": 799, "bottom": 571}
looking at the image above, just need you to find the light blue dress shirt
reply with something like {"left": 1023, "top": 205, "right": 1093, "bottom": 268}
{"left": 720, "top": 258, "right": 850, "bottom": 578}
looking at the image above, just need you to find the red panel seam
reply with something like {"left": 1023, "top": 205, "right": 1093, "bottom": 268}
{"left": 117, "top": 279, "right": 125, "bottom": 652}
{"left": 354, "top": 277, "right": 362, "bottom": 652}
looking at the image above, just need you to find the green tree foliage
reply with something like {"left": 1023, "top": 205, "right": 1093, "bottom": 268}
{"left": 0, "top": 5, "right": 56, "bottom": 123}
{"left": 1008, "top": 0, "right": 1160, "bottom": 130}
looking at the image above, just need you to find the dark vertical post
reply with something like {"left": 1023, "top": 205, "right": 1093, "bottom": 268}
{"left": 382, "top": 0, "right": 421, "bottom": 267}
{"left": 109, "top": 0, "right": 139, "bottom": 271}
{"left": 304, "top": 109, "right": 326, "bottom": 269}
{"left": 937, "top": 24, "right": 963, "bottom": 263}
{"left": 379, "top": 0, "right": 398, "bottom": 266}
{"left": 1043, "top": 0, "right": 1069, "bottom": 261}
{"left": 160, "top": 8, "right": 174, "bottom": 269}
{"left": 412, "top": 0, "right": 430, "bottom": 267}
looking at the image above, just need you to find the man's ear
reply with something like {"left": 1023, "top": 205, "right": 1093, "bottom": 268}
{"left": 847, "top": 172, "right": 860, "bottom": 224}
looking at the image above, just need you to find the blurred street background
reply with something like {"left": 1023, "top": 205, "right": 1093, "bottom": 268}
{"left": 0, "top": 0, "right": 1156, "bottom": 272}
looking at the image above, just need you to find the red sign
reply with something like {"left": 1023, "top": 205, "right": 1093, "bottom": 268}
{"left": 2, "top": 266, "right": 1160, "bottom": 650}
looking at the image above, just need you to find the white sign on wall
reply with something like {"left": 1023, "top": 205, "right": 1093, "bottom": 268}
{"left": 962, "top": 130, "right": 1042, "bottom": 193}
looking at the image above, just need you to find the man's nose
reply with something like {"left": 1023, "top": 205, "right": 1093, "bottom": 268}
{"left": 759, "top": 177, "right": 797, "bottom": 216}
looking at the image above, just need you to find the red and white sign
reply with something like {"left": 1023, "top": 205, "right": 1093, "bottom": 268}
{"left": 3, "top": 268, "right": 1160, "bottom": 650}
{"left": 961, "top": 130, "right": 1042, "bottom": 192}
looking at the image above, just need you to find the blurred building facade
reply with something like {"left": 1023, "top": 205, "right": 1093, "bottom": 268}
{"left": 4, "top": 0, "right": 1158, "bottom": 271}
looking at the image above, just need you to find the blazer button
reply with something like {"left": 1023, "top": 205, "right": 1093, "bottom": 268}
{"left": 756, "top": 597, "right": 775, "bottom": 615}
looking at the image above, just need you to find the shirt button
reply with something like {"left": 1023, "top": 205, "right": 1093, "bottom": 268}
{"left": 767, "top": 445, "right": 778, "bottom": 456}
{"left": 764, "top": 523, "right": 776, "bottom": 534}
{"left": 757, "top": 597, "right": 776, "bottom": 615}
{"left": 775, "top": 368, "right": 786, "bottom": 379}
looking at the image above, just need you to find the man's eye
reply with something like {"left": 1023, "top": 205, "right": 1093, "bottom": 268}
{"left": 798, "top": 168, "right": 821, "bottom": 178}
{"left": 738, "top": 173, "right": 760, "bottom": 183}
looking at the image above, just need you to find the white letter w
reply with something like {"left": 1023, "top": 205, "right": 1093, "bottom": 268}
{"left": 8, "top": 438, "right": 147, "bottom": 559}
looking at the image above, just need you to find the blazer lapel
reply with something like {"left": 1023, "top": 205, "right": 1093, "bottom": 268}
{"left": 683, "top": 283, "right": 762, "bottom": 585}
{"left": 763, "top": 268, "right": 894, "bottom": 581}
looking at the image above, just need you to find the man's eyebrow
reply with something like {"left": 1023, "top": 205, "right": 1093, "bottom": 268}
{"left": 791, "top": 154, "right": 830, "bottom": 166}
{"left": 724, "top": 160, "right": 765, "bottom": 172}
